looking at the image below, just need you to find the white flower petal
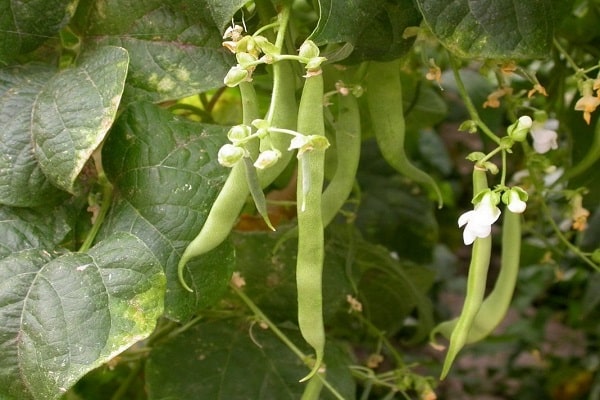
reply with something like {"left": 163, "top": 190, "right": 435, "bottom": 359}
{"left": 458, "top": 210, "right": 474, "bottom": 227}
{"left": 507, "top": 191, "right": 527, "bottom": 213}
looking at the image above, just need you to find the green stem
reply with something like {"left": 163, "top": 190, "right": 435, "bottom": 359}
{"left": 450, "top": 57, "right": 501, "bottom": 145}
{"left": 538, "top": 195, "right": 599, "bottom": 271}
{"left": 110, "top": 360, "right": 143, "bottom": 400}
{"left": 553, "top": 38, "right": 584, "bottom": 75}
{"left": 231, "top": 283, "right": 306, "bottom": 360}
{"left": 79, "top": 150, "right": 113, "bottom": 253}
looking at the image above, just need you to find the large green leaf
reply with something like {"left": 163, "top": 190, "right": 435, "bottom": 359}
{"left": 0, "top": 0, "right": 78, "bottom": 64}
{"left": 0, "top": 206, "right": 70, "bottom": 257}
{"left": 416, "top": 0, "right": 555, "bottom": 59}
{"left": 145, "top": 318, "right": 355, "bottom": 400}
{"left": 312, "top": 0, "right": 421, "bottom": 62}
{"left": 74, "top": 0, "right": 246, "bottom": 103}
{"left": 32, "top": 46, "right": 128, "bottom": 193}
{"left": 0, "top": 64, "right": 64, "bottom": 207}
{"left": 100, "top": 101, "right": 232, "bottom": 321}
{"left": 0, "top": 232, "right": 165, "bottom": 400}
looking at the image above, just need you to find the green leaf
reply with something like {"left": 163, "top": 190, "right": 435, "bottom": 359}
{"left": 0, "top": 64, "right": 64, "bottom": 207}
{"left": 32, "top": 46, "right": 128, "bottom": 193}
{"left": 416, "top": 0, "right": 555, "bottom": 59}
{"left": 74, "top": 0, "right": 245, "bottom": 103}
{"left": 312, "top": 0, "right": 421, "bottom": 62}
{"left": 0, "top": 232, "right": 165, "bottom": 400}
{"left": 231, "top": 227, "right": 354, "bottom": 324}
{"left": 145, "top": 318, "right": 355, "bottom": 400}
{"left": 100, "top": 101, "right": 232, "bottom": 321}
{"left": 0, "top": 0, "right": 78, "bottom": 64}
{"left": 0, "top": 205, "right": 70, "bottom": 257}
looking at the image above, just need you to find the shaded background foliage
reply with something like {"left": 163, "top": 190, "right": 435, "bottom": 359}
{"left": 1, "top": 0, "right": 599, "bottom": 399}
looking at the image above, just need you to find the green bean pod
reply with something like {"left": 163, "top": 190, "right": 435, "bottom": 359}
{"left": 300, "top": 373, "right": 324, "bottom": 400}
{"left": 178, "top": 60, "right": 297, "bottom": 292}
{"left": 365, "top": 60, "right": 443, "bottom": 208}
{"left": 440, "top": 166, "right": 491, "bottom": 379}
{"left": 178, "top": 82, "right": 260, "bottom": 292}
{"left": 321, "top": 92, "right": 361, "bottom": 226}
{"left": 431, "top": 208, "right": 521, "bottom": 345}
{"left": 296, "top": 71, "right": 327, "bottom": 382}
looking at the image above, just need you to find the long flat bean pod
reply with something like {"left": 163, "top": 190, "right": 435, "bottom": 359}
{"left": 296, "top": 70, "right": 327, "bottom": 382}
{"left": 440, "top": 167, "right": 492, "bottom": 379}
{"left": 365, "top": 60, "right": 443, "bottom": 208}
{"left": 432, "top": 208, "right": 521, "bottom": 345}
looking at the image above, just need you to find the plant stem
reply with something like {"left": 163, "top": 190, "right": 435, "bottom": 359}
{"left": 450, "top": 57, "right": 501, "bottom": 145}
{"left": 231, "top": 283, "right": 306, "bottom": 361}
{"left": 231, "top": 283, "right": 346, "bottom": 400}
{"left": 79, "top": 149, "right": 113, "bottom": 252}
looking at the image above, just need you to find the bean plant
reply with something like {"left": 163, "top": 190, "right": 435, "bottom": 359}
{"left": 1, "top": 0, "right": 600, "bottom": 399}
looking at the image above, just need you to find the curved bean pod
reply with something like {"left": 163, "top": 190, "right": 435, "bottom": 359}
{"left": 432, "top": 208, "right": 521, "bottom": 345}
{"left": 178, "top": 82, "right": 260, "bottom": 292}
{"left": 440, "top": 166, "right": 491, "bottom": 379}
{"left": 365, "top": 60, "right": 443, "bottom": 208}
{"left": 296, "top": 70, "right": 327, "bottom": 382}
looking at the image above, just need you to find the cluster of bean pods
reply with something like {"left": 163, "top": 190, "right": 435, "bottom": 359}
{"left": 177, "top": 7, "right": 446, "bottom": 396}
{"left": 431, "top": 165, "right": 522, "bottom": 379}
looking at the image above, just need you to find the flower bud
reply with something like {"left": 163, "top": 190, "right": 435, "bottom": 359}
{"left": 253, "top": 35, "right": 279, "bottom": 56}
{"left": 236, "top": 52, "right": 257, "bottom": 69}
{"left": 502, "top": 187, "right": 528, "bottom": 213}
{"left": 227, "top": 124, "right": 251, "bottom": 143}
{"left": 254, "top": 149, "right": 281, "bottom": 169}
{"left": 218, "top": 144, "right": 245, "bottom": 167}
{"left": 224, "top": 65, "right": 249, "bottom": 87}
{"left": 298, "top": 40, "right": 321, "bottom": 59}
{"left": 507, "top": 115, "right": 532, "bottom": 142}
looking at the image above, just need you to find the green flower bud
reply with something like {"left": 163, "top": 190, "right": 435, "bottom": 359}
{"left": 298, "top": 40, "right": 321, "bottom": 59}
{"left": 224, "top": 65, "right": 249, "bottom": 87}
{"left": 458, "top": 120, "right": 478, "bottom": 134}
{"left": 227, "top": 124, "right": 252, "bottom": 143}
{"left": 507, "top": 115, "right": 532, "bottom": 142}
{"left": 253, "top": 35, "right": 279, "bottom": 56}
{"left": 236, "top": 52, "right": 258, "bottom": 69}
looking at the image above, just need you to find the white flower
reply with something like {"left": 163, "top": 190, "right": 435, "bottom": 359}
{"left": 530, "top": 119, "right": 558, "bottom": 154}
{"left": 458, "top": 192, "right": 501, "bottom": 245}
{"left": 506, "top": 189, "right": 527, "bottom": 213}
{"left": 218, "top": 144, "right": 245, "bottom": 167}
{"left": 253, "top": 149, "right": 280, "bottom": 169}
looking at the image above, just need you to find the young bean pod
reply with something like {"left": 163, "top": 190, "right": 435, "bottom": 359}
{"left": 178, "top": 58, "right": 297, "bottom": 291}
{"left": 440, "top": 166, "right": 492, "bottom": 379}
{"left": 296, "top": 69, "right": 327, "bottom": 382}
{"left": 431, "top": 208, "right": 521, "bottom": 345}
{"left": 320, "top": 91, "right": 361, "bottom": 226}
{"left": 365, "top": 60, "right": 443, "bottom": 208}
{"left": 178, "top": 81, "right": 260, "bottom": 292}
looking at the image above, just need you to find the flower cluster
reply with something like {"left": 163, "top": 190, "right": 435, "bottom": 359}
{"left": 458, "top": 187, "right": 528, "bottom": 246}
{"left": 222, "top": 25, "right": 278, "bottom": 87}
{"left": 217, "top": 120, "right": 283, "bottom": 169}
